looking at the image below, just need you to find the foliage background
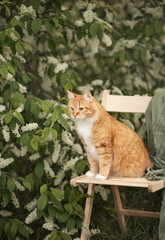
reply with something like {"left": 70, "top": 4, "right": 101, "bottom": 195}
{"left": 0, "top": 0, "right": 165, "bottom": 239}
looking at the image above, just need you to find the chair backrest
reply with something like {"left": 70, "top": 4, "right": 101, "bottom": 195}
{"left": 101, "top": 90, "right": 152, "bottom": 114}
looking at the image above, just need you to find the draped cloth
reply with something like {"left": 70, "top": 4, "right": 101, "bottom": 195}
{"left": 145, "top": 93, "right": 165, "bottom": 240}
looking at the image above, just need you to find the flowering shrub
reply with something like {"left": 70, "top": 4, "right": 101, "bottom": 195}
{"left": 0, "top": 0, "right": 164, "bottom": 239}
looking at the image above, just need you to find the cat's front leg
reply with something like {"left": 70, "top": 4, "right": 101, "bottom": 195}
{"left": 95, "top": 144, "right": 113, "bottom": 180}
{"left": 86, "top": 153, "right": 99, "bottom": 177}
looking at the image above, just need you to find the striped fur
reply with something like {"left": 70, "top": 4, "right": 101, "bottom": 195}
{"left": 68, "top": 91, "right": 153, "bottom": 179}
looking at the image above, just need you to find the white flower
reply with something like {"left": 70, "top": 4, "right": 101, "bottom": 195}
{"left": 0, "top": 210, "right": 12, "bottom": 217}
{"left": 52, "top": 141, "right": 61, "bottom": 163}
{"left": 0, "top": 105, "right": 6, "bottom": 112}
{"left": 20, "top": 4, "right": 36, "bottom": 18}
{"left": 54, "top": 62, "right": 68, "bottom": 73}
{"left": 44, "top": 159, "right": 55, "bottom": 177}
{"left": 54, "top": 169, "right": 65, "bottom": 185}
{"left": 145, "top": 7, "right": 163, "bottom": 18}
{"left": 21, "top": 123, "right": 38, "bottom": 132}
{"left": 0, "top": 157, "right": 14, "bottom": 169}
{"left": 89, "top": 36, "right": 99, "bottom": 54}
{"left": 92, "top": 79, "right": 103, "bottom": 86}
{"left": 0, "top": 54, "right": 6, "bottom": 61}
{"left": 18, "top": 83, "right": 27, "bottom": 94}
{"left": 123, "top": 39, "right": 137, "bottom": 49}
{"left": 3, "top": 46, "right": 12, "bottom": 60}
{"left": 24, "top": 199, "right": 37, "bottom": 211}
{"left": 75, "top": 0, "right": 88, "bottom": 9}
{"left": 83, "top": 10, "right": 94, "bottom": 23}
{"left": 10, "top": 32, "right": 18, "bottom": 41}
{"left": 25, "top": 208, "right": 38, "bottom": 224}
{"left": 6, "top": 73, "right": 15, "bottom": 81}
{"left": 75, "top": 20, "right": 84, "bottom": 27}
{"left": 77, "top": 39, "right": 86, "bottom": 48}
{"left": 63, "top": 157, "right": 79, "bottom": 171}
{"left": 21, "top": 146, "right": 28, "bottom": 156}
{"left": 47, "top": 56, "right": 59, "bottom": 65}
{"left": 61, "top": 130, "right": 74, "bottom": 146}
{"left": 102, "top": 33, "right": 112, "bottom": 47}
{"left": 72, "top": 143, "right": 83, "bottom": 155}
{"left": 29, "top": 153, "right": 40, "bottom": 161}
{"left": 11, "top": 192, "right": 20, "bottom": 208}
{"left": 15, "top": 103, "right": 24, "bottom": 113}
{"left": 42, "top": 217, "right": 54, "bottom": 231}
{"left": 10, "top": 144, "right": 21, "bottom": 157}
{"left": 111, "top": 86, "right": 123, "bottom": 95}
{"left": 12, "top": 123, "right": 20, "bottom": 138}
{"left": 2, "top": 125, "right": 10, "bottom": 142}
{"left": 14, "top": 180, "right": 25, "bottom": 191}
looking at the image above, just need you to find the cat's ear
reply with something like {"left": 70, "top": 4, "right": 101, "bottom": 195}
{"left": 67, "top": 91, "right": 76, "bottom": 99}
{"left": 83, "top": 91, "right": 93, "bottom": 102}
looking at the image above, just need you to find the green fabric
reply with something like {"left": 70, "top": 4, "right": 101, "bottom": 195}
{"left": 145, "top": 93, "right": 165, "bottom": 240}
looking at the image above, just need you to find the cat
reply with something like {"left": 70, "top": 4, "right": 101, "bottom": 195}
{"left": 67, "top": 91, "right": 153, "bottom": 180}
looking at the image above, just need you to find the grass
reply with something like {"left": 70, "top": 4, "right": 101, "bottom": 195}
{"left": 89, "top": 187, "right": 163, "bottom": 240}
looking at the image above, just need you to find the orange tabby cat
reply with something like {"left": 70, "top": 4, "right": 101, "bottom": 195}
{"left": 67, "top": 91, "right": 153, "bottom": 179}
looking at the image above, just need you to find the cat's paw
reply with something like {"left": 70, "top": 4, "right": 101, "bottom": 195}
{"left": 95, "top": 174, "right": 107, "bottom": 180}
{"left": 85, "top": 171, "right": 95, "bottom": 177}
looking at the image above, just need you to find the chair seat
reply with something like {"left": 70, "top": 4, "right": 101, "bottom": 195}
{"left": 70, "top": 175, "right": 165, "bottom": 193}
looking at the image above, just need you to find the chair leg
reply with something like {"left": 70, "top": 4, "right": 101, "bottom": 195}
{"left": 111, "top": 185, "right": 127, "bottom": 232}
{"left": 80, "top": 184, "right": 95, "bottom": 240}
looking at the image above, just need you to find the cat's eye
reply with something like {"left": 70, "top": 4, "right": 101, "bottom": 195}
{"left": 79, "top": 107, "right": 84, "bottom": 111}
{"left": 69, "top": 107, "right": 74, "bottom": 111}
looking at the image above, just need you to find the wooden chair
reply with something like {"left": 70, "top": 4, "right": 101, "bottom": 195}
{"left": 70, "top": 90, "right": 165, "bottom": 240}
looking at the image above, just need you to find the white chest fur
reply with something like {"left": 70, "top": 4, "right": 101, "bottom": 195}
{"left": 75, "top": 119, "right": 99, "bottom": 161}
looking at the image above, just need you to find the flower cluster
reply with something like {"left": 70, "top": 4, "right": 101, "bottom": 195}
{"left": 21, "top": 123, "right": 38, "bottom": 132}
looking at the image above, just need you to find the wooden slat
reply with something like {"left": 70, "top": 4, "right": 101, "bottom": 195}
{"left": 70, "top": 175, "right": 165, "bottom": 192}
{"left": 121, "top": 209, "right": 160, "bottom": 218}
{"left": 103, "top": 94, "right": 152, "bottom": 113}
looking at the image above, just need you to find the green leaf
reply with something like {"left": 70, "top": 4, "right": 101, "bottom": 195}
{"left": 38, "top": 195, "right": 47, "bottom": 211}
{"left": 30, "top": 137, "right": 38, "bottom": 151}
{"left": 48, "top": 204, "right": 56, "bottom": 218}
{"left": 74, "top": 204, "right": 84, "bottom": 215}
{"left": 6, "top": 62, "right": 15, "bottom": 75}
{"left": 66, "top": 217, "right": 75, "bottom": 232}
{"left": 56, "top": 211, "right": 70, "bottom": 223}
{"left": 11, "top": 223, "right": 17, "bottom": 236}
{"left": 76, "top": 159, "right": 87, "bottom": 175}
{"left": 59, "top": 116, "right": 69, "bottom": 131}
{"left": 145, "top": 24, "right": 154, "bottom": 36}
{"left": 50, "top": 128, "right": 58, "bottom": 139}
{"left": 10, "top": 81, "right": 18, "bottom": 92}
{"left": 97, "top": 24, "right": 103, "bottom": 41}
{"left": 50, "top": 194, "right": 63, "bottom": 212}
{"left": 5, "top": 110, "right": 13, "bottom": 124}
{"left": 3, "top": 88, "right": 11, "bottom": 104}
{"left": 24, "top": 98, "right": 31, "bottom": 112}
{"left": 0, "top": 31, "right": 6, "bottom": 42}
{"left": 60, "top": 232, "right": 72, "bottom": 240}
{"left": 15, "top": 42, "right": 23, "bottom": 54}
{"left": 0, "top": 64, "right": 8, "bottom": 78}
{"left": 30, "top": 102, "right": 40, "bottom": 117}
{"left": 15, "top": 111, "right": 25, "bottom": 125}
{"left": 20, "top": 133, "right": 29, "bottom": 146}
{"left": 45, "top": 21, "right": 54, "bottom": 34}
{"left": 7, "top": 178, "right": 15, "bottom": 192}
{"left": 40, "top": 184, "right": 47, "bottom": 195}
{"left": 50, "top": 187, "right": 63, "bottom": 201}
{"left": 64, "top": 203, "right": 73, "bottom": 215}
{"left": 18, "top": 225, "right": 29, "bottom": 238}
{"left": 89, "top": 22, "right": 98, "bottom": 37}
{"left": 31, "top": 18, "right": 42, "bottom": 33}
{"left": 35, "top": 163, "right": 44, "bottom": 179}
{"left": 52, "top": 108, "right": 59, "bottom": 123}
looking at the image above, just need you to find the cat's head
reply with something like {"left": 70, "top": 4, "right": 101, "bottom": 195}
{"left": 67, "top": 91, "right": 96, "bottom": 120}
